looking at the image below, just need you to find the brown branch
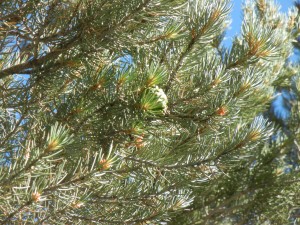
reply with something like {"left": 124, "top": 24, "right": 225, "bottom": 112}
{"left": 0, "top": 114, "right": 25, "bottom": 150}
{"left": 0, "top": 34, "right": 79, "bottom": 79}
{"left": 164, "top": 8, "right": 221, "bottom": 93}
{"left": 1, "top": 200, "right": 32, "bottom": 224}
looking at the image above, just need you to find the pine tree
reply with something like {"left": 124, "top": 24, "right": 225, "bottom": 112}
{"left": 172, "top": 1, "right": 300, "bottom": 224}
{"left": 250, "top": 1, "right": 300, "bottom": 223}
{"left": 0, "top": 0, "right": 299, "bottom": 224}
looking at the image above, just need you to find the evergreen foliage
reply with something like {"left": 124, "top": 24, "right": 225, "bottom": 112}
{"left": 0, "top": 0, "right": 299, "bottom": 224}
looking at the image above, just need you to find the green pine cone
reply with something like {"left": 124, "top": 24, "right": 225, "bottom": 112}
{"left": 140, "top": 86, "right": 168, "bottom": 115}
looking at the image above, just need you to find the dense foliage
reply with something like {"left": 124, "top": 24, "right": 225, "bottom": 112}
{"left": 0, "top": 0, "right": 299, "bottom": 224}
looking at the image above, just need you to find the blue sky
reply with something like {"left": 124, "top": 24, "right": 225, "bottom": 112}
{"left": 225, "top": 0, "right": 295, "bottom": 46}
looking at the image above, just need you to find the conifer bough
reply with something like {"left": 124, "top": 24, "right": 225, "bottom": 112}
{"left": 0, "top": 0, "right": 299, "bottom": 224}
